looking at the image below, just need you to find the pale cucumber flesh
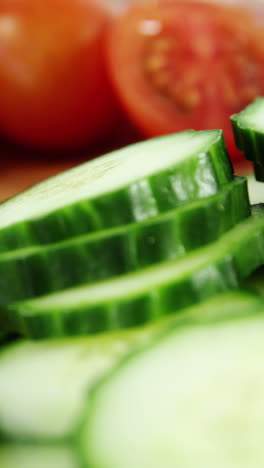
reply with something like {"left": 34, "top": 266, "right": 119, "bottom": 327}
{"left": 246, "top": 174, "right": 264, "bottom": 204}
{"left": 82, "top": 309, "right": 264, "bottom": 468}
{"left": 232, "top": 97, "right": 264, "bottom": 133}
{"left": 0, "top": 291, "right": 262, "bottom": 443}
{"left": 0, "top": 445, "right": 78, "bottom": 468}
{"left": 0, "top": 131, "right": 225, "bottom": 229}
{"left": 0, "top": 130, "right": 233, "bottom": 252}
{"left": 0, "top": 323, "right": 161, "bottom": 441}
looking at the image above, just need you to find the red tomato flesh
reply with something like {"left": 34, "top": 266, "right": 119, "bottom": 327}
{"left": 0, "top": 0, "right": 119, "bottom": 150}
{"left": 107, "top": 1, "right": 264, "bottom": 160}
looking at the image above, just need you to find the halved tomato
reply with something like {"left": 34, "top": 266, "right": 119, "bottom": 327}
{"left": 107, "top": 0, "right": 264, "bottom": 159}
{"left": 0, "top": 0, "right": 119, "bottom": 150}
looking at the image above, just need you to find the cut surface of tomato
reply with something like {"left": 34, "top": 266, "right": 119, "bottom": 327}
{"left": 0, "top": 0, "right": 119, "bottom": 150}
{"left": 107, "top": 0, "right": 264, "bottom": 160}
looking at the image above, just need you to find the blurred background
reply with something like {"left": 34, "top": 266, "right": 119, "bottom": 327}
{"left": 0, "top": 0, "right": 262, "bottom": 201}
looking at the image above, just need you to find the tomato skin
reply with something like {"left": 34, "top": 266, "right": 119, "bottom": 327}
{"left": 0, "top": 0, "right": 119, "bottom": 150}
{"left": 107, "top": 1, "right": 264, "bottom": 160}
{"left": 97, "top": 0, "right": 135, "bottom": 15}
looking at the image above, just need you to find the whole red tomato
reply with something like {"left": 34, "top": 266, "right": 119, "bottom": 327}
{"left": 107, "top": 0, "right": 264, "bottom": 160}
{"left": 0, "top": 0, "right": 119, "bottom": 150}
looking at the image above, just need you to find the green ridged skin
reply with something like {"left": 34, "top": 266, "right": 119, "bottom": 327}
{"left": 6, "top": 207, "right": 264, "bottom": 339}
{"left": 0, "top": 291, "right": 262, "bottom": 443}
{"left": 0, "top": 130, "right": 232, "bottom": 253}
{"left": 80, "top": 294, "right": 264, "bottom": 468}
{"left": 0, "top": 177, "right": 249, "bottom": 319}
{"left": 231, "top": 98, "right": 264, "bottom": 181}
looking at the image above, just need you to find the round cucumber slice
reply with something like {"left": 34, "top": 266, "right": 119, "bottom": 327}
{"left": 0, "top": 290, "right": 261, "bottom": 443}
{"left": 0, "top": 130, "right": 232, "bottom": 252}
{"left": 81, "top": 307, "right": 264, "bottom": 468}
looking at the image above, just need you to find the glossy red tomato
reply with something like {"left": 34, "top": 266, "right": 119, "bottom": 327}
{"left": 107, "top": 0, "right": 264, "bottom": 159}
{"left": 0, "top": 0, "right": 119, "bottom": 149}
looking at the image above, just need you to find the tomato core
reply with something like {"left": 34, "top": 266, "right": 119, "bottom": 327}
{"left": 144, "top": 17, "right": 263, "bottom": 113}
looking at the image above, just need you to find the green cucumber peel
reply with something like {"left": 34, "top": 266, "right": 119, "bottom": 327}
{"left": 0, "top": 130, "right": 232, "bottom": 253}
{"left": 231, "top": 97, "right": 264, "bottom": 181}
{"left": 5, "top": 206, "right": 264, "bottom": 339}
{"left": 0, "top": 177, "right": 249, "bottom": 313}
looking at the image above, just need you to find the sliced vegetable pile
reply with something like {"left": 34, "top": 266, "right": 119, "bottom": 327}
{"left": 1, "top": 100, "right": 264, "bottom": 466}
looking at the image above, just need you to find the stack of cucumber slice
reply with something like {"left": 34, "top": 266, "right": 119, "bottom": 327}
{"left": 0, "top": 128, "right": 242, "bottom": 337}
{"left": 1, "top": 104, "right": 264, "bottom": 467}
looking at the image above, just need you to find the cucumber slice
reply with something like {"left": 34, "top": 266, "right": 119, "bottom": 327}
{"left": 0, "top": 177, "right": 249, "bottom": 311}
{"left": 0, "top": 324, "right": 158, "bottom": 441}
{"left": 231, "top": 98, "right": 264, "bottom": 181}
{"left": 80, "top": 297, "right": 264, "bottom": 468}
{"left": 0, "top": 445, "right": 78, "bottom": 468}
{"left": 6, "top": 207, "right": 264, "bottom": 339}
{"left": 0, "top": 290, "right": 261, "bottom": 442}
{"left": 0, "top": 130, "right": 232, "bottom": 252}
